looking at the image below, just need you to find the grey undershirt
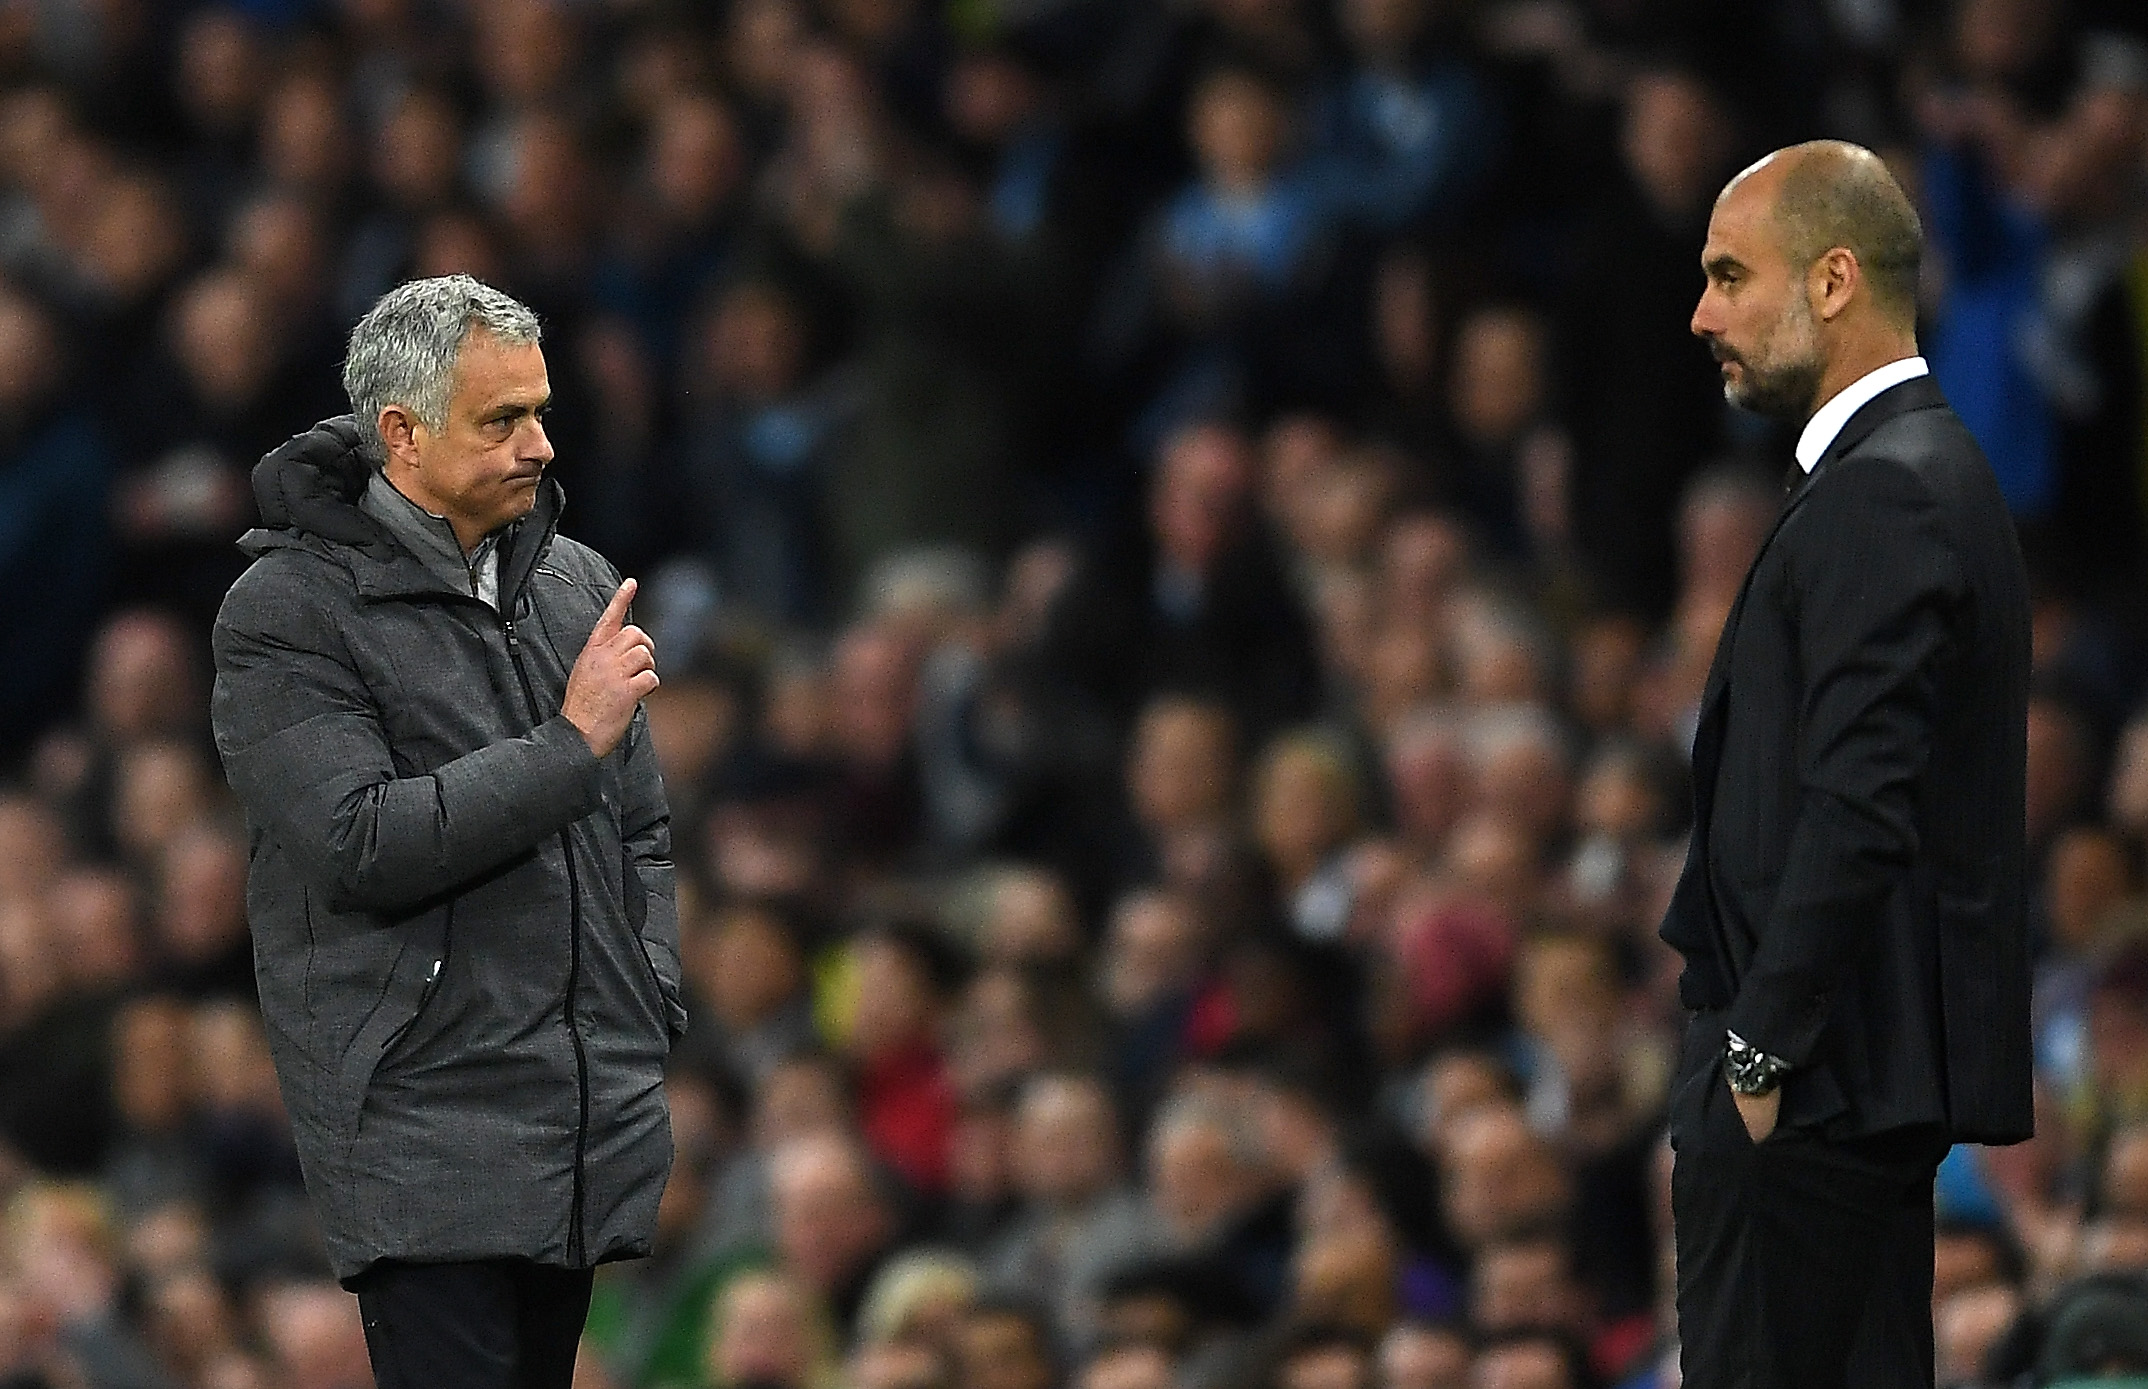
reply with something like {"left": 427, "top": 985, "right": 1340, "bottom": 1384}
{"left": 361, "top": 469, "right": 503, "bottom": 609}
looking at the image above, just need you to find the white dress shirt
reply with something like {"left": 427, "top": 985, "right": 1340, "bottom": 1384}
{"left": 1794, "top": 355, "right": 1930, "bottom": 474}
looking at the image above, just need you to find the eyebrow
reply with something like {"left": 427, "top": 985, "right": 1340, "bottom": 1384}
{"left": 482, "top": 396, "right": 550, "bottom": 423}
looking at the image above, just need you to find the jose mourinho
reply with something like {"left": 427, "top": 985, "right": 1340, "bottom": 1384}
{"left": 210, "top": 273, "right": 686, "bottom": 1389}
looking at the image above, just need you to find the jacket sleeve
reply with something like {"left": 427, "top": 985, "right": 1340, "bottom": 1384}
{"left": 618, "top": 700, "right": 687, "bottom": 1043}
{"left": 211, "top": 559, "right": 606, "bottom": 917}
{"left": 1722, "top": 459, "right": 1963, "bottom": 1068}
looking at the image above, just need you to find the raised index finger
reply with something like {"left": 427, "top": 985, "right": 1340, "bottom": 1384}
{"left": 592, "top": 578, "right": 637, "bottom": 640}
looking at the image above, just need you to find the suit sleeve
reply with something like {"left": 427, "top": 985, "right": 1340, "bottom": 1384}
{"left": 1722, "top": 459, "right": 1963, "bottom": 1067}
{"left": 210, "top": 561, "right": 606, "bottom": 917}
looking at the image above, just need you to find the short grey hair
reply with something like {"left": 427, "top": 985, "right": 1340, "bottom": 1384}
{"left": 341, "top": 274, "right": 541, "bottom": 460}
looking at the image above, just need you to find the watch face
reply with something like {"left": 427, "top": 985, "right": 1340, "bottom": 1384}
{"left": 1727, "top": 1054, "right": 1784, "bottom": 1095}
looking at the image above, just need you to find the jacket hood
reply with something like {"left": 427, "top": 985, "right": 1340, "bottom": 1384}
{"left": 240, "top": 414, "right": 565, "bottom": 604}
{"left": 248, "top": 415, "right": 390, "bottom": 550}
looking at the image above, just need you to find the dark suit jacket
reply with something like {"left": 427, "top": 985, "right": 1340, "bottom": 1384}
{"left": 1659, "top": 375, "right": 2034, "bottom": 1144}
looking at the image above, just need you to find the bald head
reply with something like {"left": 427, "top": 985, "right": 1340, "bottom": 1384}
{"left": 1695, "top": 140, "right": 1924, "bottom": 420}
{"left": 1726, "top": 141, "right": 1922, "bottom": 328}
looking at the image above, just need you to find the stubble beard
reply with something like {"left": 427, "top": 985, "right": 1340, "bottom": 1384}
{"left": 1718, "top": 300, "right": 1825, "bottom": 422}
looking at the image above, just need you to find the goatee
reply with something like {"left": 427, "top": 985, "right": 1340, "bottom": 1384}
{"left": 1725, "top": 353, "right": 1824, "bottom": 422}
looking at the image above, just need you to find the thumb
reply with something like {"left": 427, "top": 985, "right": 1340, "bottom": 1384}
{"left": 592, "top": 579, "right": 636, "bottom": 642}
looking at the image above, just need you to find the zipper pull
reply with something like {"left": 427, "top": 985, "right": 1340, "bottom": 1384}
{"left": 504, "top": 619, "right": 519, "bottom": 650}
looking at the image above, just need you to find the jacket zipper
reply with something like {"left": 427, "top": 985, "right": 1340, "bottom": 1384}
{"left": 503, "top": 613, "right": 592, "bottom": 1266}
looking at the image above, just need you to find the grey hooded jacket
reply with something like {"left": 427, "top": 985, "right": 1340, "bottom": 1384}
{"left": 209, "top": 417, "right": 686, "bottom": 1282}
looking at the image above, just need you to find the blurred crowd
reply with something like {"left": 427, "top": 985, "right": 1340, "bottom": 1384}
{"left": 4, "top": 0, "right": 2148, "bottom": 1387}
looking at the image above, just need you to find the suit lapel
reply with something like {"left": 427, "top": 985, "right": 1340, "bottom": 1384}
{"left": 1688, "top": 376, "right": 1951, "bottom": 798}
{"left": 1695, "top": 469, "right": 1817, "bottom": 721}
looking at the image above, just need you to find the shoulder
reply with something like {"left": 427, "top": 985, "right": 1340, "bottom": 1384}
{"left": 1787, "top": 449, "right": 1968, "bottom": 600}
{"left": 538, "top": 534, "right": 623, "bottom": 593}
{"left": 1792, "top": 452, "right": 1952, "bottom": 554}
{"left": 212, "top": 544, "right": 365, "bottom": 676}
{"left": 1814, "top": 449, "right": 1944, "bottom": 505}
{"left": 216, "top": 544, "right": 356, "bottom": 633}
{"left": 1845, "top": 400, "right": 2006, "bottom": 514}
{"left": 1862, "top": 398, "right": 1978, "bottom": 458}
{"left": 530, "top": 535, "right": 626, "bottom": 636}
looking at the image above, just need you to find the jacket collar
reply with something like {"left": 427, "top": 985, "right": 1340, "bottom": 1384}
{"left": 1793, "top": 356, "right": 1929, "bottom": 474}
{"left": 1788, "top": 374, "right": 1948, "bottom": 501}
{"left": 238, "top": 414, "right": 562, "bottom": 607}
{"left": 360, "top": 469, "right": 492, "bottom": 601}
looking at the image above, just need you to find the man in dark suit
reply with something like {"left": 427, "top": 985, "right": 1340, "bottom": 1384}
{"left": 1660, "top": 142, "right": 2033, "bottom": 1388}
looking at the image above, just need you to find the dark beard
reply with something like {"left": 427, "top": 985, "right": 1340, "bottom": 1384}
{"left": 1724, "top": 351, "right": 1824, "bottom": 421}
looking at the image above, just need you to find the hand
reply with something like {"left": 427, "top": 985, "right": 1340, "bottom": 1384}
{"left": 1731, "top": 1085, "right": 1780, "bottom": 1143}
{"left": 562, "top": 579, "right": 658, "bottom": 758}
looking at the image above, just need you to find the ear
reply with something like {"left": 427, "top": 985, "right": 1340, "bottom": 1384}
{"left": 1810, "top": 247, "right": 1860, "bottom": 323}
{"left": 377, "top": 404, "right": 426, "bottom": 470}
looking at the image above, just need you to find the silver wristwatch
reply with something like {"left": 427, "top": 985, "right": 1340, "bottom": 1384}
{"left": 1724, "top": 1030, "right": 1789, "bottom": 1096}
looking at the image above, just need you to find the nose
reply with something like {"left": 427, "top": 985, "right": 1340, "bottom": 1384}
{"left": 522, "top": 415, "right": 554, "bottom": 464}
{"left": 1691, "top": 283, "right": 1719, "bottom": 340}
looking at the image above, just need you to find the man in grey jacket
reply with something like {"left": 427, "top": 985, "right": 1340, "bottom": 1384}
{"left": 210, "top": 275, "right": 685, "bottom": 1389}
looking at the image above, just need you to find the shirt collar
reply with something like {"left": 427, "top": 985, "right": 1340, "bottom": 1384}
{"left": 1794, "top": 355, "right": 1929, "bottom": 473}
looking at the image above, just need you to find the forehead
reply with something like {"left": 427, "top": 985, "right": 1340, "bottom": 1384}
{"left": 1702, "top": 171, "right": 1784, "bottom": 267}
{"left": 448, "top": 329, "right": 548, "bottom": 404}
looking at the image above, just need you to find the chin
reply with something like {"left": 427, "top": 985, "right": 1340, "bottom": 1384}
{"left": 489, "top": 494, "right": 538, "bottom": 532}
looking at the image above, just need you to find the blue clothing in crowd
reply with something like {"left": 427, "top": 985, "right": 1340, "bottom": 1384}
{"left": 1159, "top": 174, "right": 1333, "bottom": 296}
{"left": 1924, "top": 144, "right": 2057, "bottom": 518}
{"left": 0, "top": 410, "right": 111, "bottom": 745}
{"left": 1307, "top": 58, "right": 1493, "bottom": 234}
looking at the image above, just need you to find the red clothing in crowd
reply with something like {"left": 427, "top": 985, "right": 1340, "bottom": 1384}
{"left": 859, "top": 1037, "right": 957, "bottom": 1194}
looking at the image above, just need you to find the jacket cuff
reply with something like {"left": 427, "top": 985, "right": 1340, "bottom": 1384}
{"left": 531, "top": 715, "right": 606, "bottom": 814}
{"left": 1722, "top": 985, "right": 1827, "bottom": 1071}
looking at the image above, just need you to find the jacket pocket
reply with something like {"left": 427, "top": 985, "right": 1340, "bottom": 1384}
{"left": 379, "top": 902, "right": 455, "bottom": 1062}
{"left": 335, "top": 902, "right": 453, "bottom": 1152}
{"left": 622, "top": 846, "right": 686, "bottom": 1045}
{"left": 622, "top": 842, "right": 647, "bottom": 936}
{"left": 635, "top": 939, "right": 682, "bottom": 1037}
